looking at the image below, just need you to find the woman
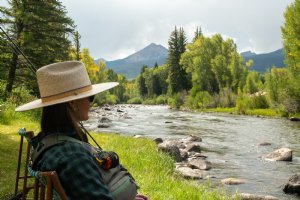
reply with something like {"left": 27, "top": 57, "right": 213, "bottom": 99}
{"left": 16, "top": 61, "right": 148, "bottom": 200}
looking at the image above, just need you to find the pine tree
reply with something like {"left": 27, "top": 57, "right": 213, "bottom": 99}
{"left": 168, "top": 27, "right": 180, "bottom": 94}
{"left": 192, "top": 26, "right": 202, "bottom": 43}
{"left": 137, "top": 65, "right": 148, "bottom": 97}
{"left": 0, "top": 0, "right": 74, "bottom": 95}
{"left": 167, "top": 27, "right": 189, "bottom": 94}
{"left": 73, "top": 29, "right": 81, "bottom": 61}
{"left": 178, "top": 27, "right": 191, "bottom": 91}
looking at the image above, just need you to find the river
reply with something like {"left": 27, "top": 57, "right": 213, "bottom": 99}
{"left": 86, "top": 105, "right": 300, "bottom": 199}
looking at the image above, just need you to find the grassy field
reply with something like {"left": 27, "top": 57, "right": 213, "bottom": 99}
{"left": 0, "top": 109, "right": 239, "bottom": 200}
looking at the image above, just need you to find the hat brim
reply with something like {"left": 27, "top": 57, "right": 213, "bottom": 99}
{"left": 15, "top": 82, "right": 119, "bottom": 112}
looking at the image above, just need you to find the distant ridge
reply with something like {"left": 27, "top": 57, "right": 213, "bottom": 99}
{"left": 241, "top": 48, "right": 285, "bottom": 72}
{"left": 95, "top": 43, "right": 168, "bottom": 78}
{"left": 95, "top": 45, "right": 285, "bottom": 79}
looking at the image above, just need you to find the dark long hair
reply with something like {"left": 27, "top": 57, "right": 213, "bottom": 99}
{"left": 39, "top": 102, "right": 88, "bottom": 142}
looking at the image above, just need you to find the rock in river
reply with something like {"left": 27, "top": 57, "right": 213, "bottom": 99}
{"left": 221, "top": 178, "right": 245, "bottom": 185}
{"left": 158, "top": 141, "right": 182, "bottom": 162}
{"left": 188, "top": 158, "right": 212, "bottom": 170}
{"left": 283, "top": 173, "right": 300, "bottom": 195}
{"left": 265, "top": 147, "right": 292, "bottom": 161}
{"left": 239, "top": 193, "right": 278, "bottom": 200}
{"left": 175, "top": 166, "right": 204, "bottom": 179}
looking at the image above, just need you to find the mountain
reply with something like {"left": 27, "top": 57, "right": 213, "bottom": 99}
{"left": 241, "top": 48, "right": 285, "bottom": 72}
{"left": 95, "top": 43, "right": 168, "bottom": 79}
{"left": 241, "top": 51, "right": 256, "bottom": 57}
{"left": 96, "top": 44, "right": 285, "bottom": 79}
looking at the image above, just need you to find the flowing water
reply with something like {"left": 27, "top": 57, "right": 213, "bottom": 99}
{"left": 86, "top": 105, "right": 300, "bottom": 199}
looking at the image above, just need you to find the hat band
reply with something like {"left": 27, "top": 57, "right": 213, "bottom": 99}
{"left": 41, "top": 85, "right": 92, "bottom": 103}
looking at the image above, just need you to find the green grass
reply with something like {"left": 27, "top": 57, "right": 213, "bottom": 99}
{"left": 201, "top": 107, "right": 280, "bottom": 117}
{"left": 0, "top": 105, "right": 239, "bottom": 200}
{"left": 201, "top": 107, "right": 236, "bottom": 114}
{"left": 244, "top": 108, "right": 278, "bottom": 117}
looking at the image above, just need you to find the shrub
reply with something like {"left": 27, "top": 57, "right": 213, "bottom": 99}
{"left": 143, "top": 99, "right": 156, "bottom": 105}
{"left": 187, "top": 91, "right": 213, "bottom": 109}
{"left": 155, "top": 95, "right": 168, "bottom": 105}
{"left": 235, "top": 92, "right": 250, "bottom": 114}
{"left": 168, "top": 93, "right": 184, "bottom": 109}
{"left": 105, "top": 94, "right": 118, "bottom": 105}
{"left": 0, "top": 101, "right": 41, "bottom": 124}
{"left": 94, "top": 92, "right": 119, "bottom": 105}
{"left": 248, "top": 94, "right": 269, "bottom": 109}
{"left": 127, "top": 97, "right": 142, "bottom": 104}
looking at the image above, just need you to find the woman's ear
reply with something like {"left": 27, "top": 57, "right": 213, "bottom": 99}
{"left": 68, "top": 100, "right": 77, "bottom": 111}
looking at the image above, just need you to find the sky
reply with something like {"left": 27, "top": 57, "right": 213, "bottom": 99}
{"left": 1, "top": 0, "right": 294, "bottom": 61}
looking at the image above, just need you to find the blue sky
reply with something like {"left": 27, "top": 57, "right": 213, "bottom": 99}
{"left": 0, "top": 0, "right": 294, "bottom": 60}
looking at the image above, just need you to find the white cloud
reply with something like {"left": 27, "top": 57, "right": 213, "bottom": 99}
{"left": 1, "top": 0, "right": 293, "bottom": 59}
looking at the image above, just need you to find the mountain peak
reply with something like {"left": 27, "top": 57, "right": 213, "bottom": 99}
{"left": 101, "top": 43, "right": 168, "bottom": 78}
{"left": 241, "top": 51, "right": 256, "bottom": 57}
{"left": 124, "top": 43, "right": 168, "bottom": 62}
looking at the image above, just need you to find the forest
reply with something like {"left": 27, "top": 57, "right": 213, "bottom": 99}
{"left": 0, "top": 0, "right": 299, "bottom": 118}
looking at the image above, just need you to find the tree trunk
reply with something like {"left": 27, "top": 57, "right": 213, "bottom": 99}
{"left": 5, "top": 52, "right": 18, "bottom": 93}
{"left": 5, "top": 22, "right": 23, "bottom": 94}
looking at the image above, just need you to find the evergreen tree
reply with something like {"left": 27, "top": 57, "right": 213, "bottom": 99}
{"left": 73, "top": 29, "right": 81, "bottom": 61}
{"left": 167, "top": 27, "right": 189, "bottom": 94}
{"left": 192, "top": 26, "right": 202, "bottom": 43}
{"left": 0, "top": 0, "right": 74, "bottom": 95}
{"left": 178, "top": 28, "right": 191, "bottom": 91}
{"left": 137, "top": 65, "right": 148, "bottom": 97}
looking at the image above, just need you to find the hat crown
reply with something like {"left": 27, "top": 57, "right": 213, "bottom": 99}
{"left": 37, "top": 61, "right": 91, "bottom": 98}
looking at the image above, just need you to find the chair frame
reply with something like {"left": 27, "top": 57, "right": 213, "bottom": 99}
{"left": 15, "top": 130, "right": 68, "bottom": 200}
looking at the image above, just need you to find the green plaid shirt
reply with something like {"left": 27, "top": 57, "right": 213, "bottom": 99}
{"left": 35, "top": 133, "right": 113, "bottom": 200}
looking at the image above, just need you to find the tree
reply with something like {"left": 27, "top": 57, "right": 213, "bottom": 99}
{"left": 244, "top": 71, "right": 261, "bottom": 94}
{"left": 192, "top": 26, "right": 202, "bottom": 43}
{"left": 81, "top": 48, "right": 99, "bottom": 82}
{"left": 265, "top": 68, "right": 289, "bottom": 106}
{"left": 73, "top": 29, "right": 81, "bottom": 61}
{"left": 167, "top": 27, "right": 189, "bottom": 94}
{"left": 282, "top": 0, "right": 300, "bottom": 76}
{"left": 0, "top": 0, "right": 74, "bottom": 95}
{"left": 281, "top": 0, "right": 300, "bottom": 111}
{"left": 137, "top": 65, "right": 148, "bottom": 97}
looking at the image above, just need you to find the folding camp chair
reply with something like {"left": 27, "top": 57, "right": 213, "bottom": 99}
{"left": 14, "top": 128, "right": 67, "bottom": 200}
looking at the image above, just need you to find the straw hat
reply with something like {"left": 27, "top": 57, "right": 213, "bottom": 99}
{"left": 16, "top": 61, "right": 119, "bottom": 111}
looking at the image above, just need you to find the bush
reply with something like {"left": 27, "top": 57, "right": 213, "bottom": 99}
{"left": 127, "top": 97, "right": 142, "bottom": 104}
{"left": 235, "top": 92, "right": 250, "bottom": 114}
{"left": 0, "top": 101, "right": 41, "bottom": 124}
{"left": 211, "top": 88, "right": 236, "bottom": 108}
{"left": 94, "top": 92, "right": 119, "bottom": 105}
{"left": 248, "top": 94, "right": 269, "bottom": 109}
{"left": 155, "top": 95, "right": 168, "bottom": 105}
{"left": 105, "top": 94, "right": 118, "bottom": 105}
{"left": 187, "top": 91, "right": 213, "bottom": 109}
{"left": 168, "top": 93, "right": 184, "bottom": 109}
{"left": 143, "top": 99, "right": 156, "bottom": 105}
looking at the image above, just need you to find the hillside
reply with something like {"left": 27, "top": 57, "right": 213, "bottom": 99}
{"left": 241, "top": 48, "right": 285, "bottom": 72}
{"left": 95, "top": 43, "right": 168, "bottom": 79}
{"left": 95, "top": 45, "right": 286, "bottom": 79}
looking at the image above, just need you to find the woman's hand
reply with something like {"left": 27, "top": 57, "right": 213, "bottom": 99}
{"left": 135, "top": 194, "right": 149, "bottom": 200}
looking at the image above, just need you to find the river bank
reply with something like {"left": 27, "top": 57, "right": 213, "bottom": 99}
{"left": 0, "top": 114, "right": 234, "bottom": 200}
{"left": 87, "top": 104, "right": 300, "bottom": 200}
